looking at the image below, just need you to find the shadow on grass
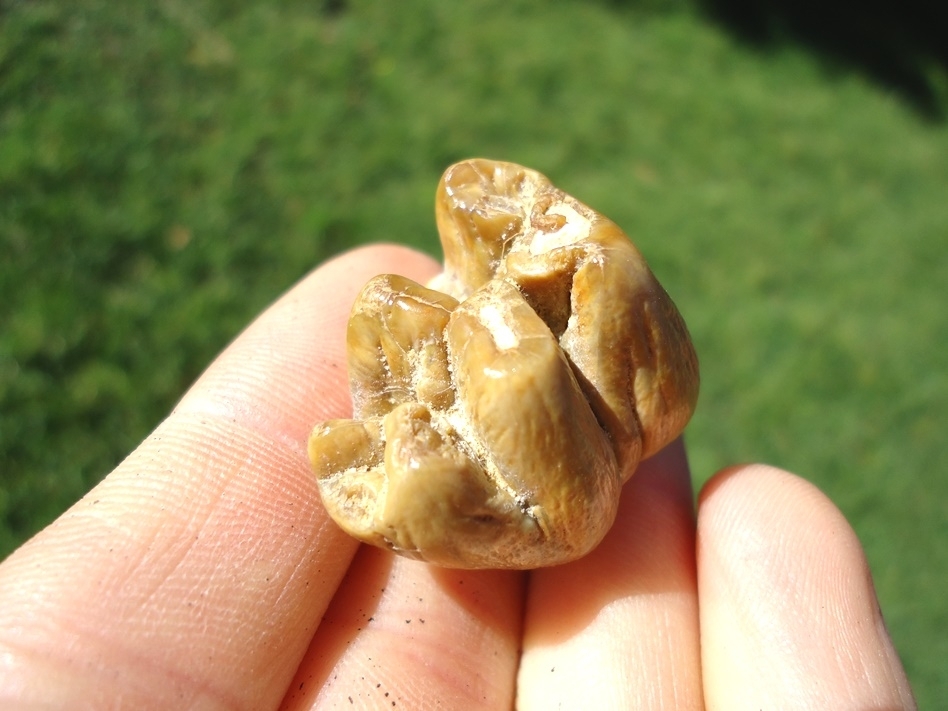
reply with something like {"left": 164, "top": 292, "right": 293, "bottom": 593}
{"left": 693, "top": 0, "right": 948, "bottom": 119}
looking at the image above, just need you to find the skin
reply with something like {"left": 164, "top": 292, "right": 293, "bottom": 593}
{"left": 0, "top": 245, "right": 916, "bottom": 710}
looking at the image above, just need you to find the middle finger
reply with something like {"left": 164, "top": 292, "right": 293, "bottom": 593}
{"left": 516, "top": 439, "right": 704, "bottom": 709}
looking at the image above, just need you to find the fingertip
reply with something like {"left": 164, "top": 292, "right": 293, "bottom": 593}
{"left": 316, "top": 244, "right": 442, "bottom": 296}
{"left": 697, "top": 464, "right": 916, "bottom": 709}
{"left": 698, "top": 463, "right": 860, "bottom": 559}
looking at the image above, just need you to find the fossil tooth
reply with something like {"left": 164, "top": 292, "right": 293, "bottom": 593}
{"left": 309, "top": 159, "right": 699, "bottom": 569}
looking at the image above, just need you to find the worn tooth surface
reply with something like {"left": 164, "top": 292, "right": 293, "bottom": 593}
{"left": 308, "top": 158, "right": 699, "bottom": 569}
{"left": 446, "top": 279, "right": 621, "bottom": 567}
{"left": 345, "top": 274, "right": 457, "bottom": 418}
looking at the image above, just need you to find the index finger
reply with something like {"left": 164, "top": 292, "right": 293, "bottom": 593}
{"left": 0, "top": 245, "right": 440, "bottom": 709}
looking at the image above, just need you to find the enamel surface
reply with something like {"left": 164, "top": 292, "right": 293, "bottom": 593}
{"left": 308, "top": 159, "right": 699, "bottom": 569}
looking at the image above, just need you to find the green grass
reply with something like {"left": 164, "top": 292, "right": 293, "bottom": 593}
{"left": 2, "top": 0, "right": 946, "bottom": 704}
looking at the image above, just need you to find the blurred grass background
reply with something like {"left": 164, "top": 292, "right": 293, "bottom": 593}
{"left": 1, "top": 0, "right": 945, "bottom": 704}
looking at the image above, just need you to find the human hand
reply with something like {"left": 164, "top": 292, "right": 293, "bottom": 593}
{"left": 0, "top": 245, "right": 916, "bottom": 709}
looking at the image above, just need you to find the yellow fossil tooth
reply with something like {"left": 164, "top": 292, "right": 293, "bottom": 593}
{"left": 308, "top": 159, "right": 699, "bottom": 569}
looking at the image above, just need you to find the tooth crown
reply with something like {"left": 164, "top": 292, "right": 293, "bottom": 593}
{"left": 308, "top": 159, "right": 699, "bottom": 569}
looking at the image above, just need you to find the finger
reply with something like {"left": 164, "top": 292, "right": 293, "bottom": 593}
{"left": 0, "top": 245, "right": 440, "bottom": 709}
{"left": 517, "top": 439, "right": 704, "bottom": 710}
{"left": 697, "top": 464, "right": 916, "bottom": 710}
{"left": 280, "top": 549, "right": 525, "bottom": 710}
